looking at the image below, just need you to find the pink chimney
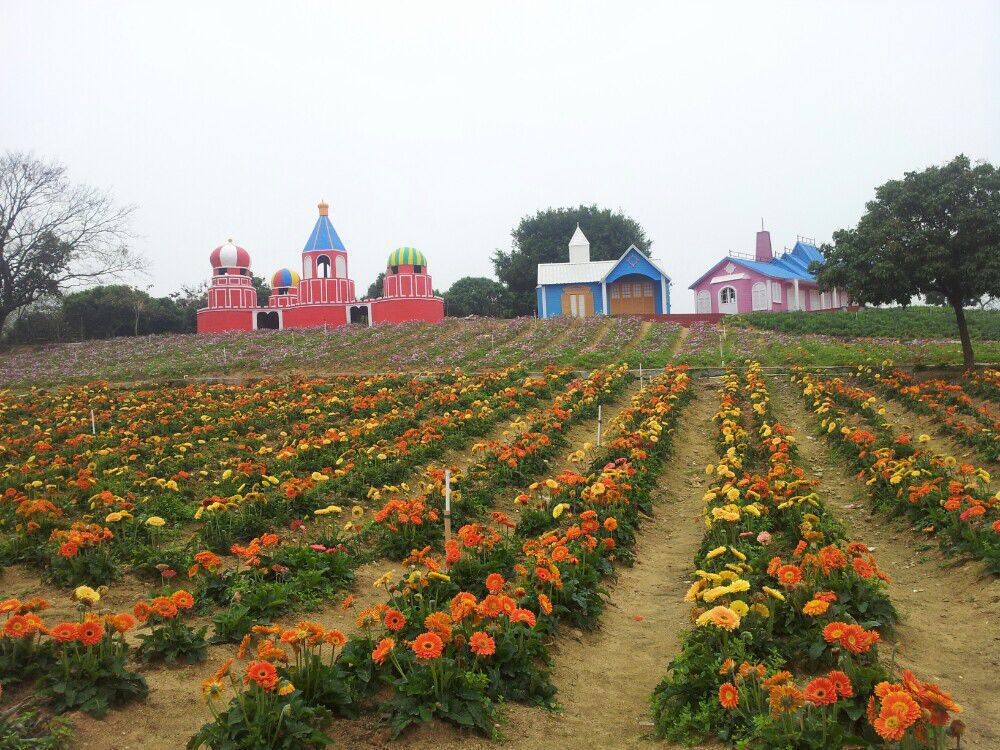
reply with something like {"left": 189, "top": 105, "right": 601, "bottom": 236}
{"left": 755, "top": 230, "right": 773, "bottom": 262}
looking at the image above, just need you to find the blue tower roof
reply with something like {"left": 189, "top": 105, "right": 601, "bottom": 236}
{"left": 303, "top": 201, "right": 346, "bottom": 253}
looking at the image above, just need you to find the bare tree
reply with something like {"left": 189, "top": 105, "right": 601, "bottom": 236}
{"left": 0, "top": 151, "right": 139, "bottom": 337}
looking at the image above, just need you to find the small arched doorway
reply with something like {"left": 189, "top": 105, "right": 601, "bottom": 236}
{"left": 256, "top": 311, "right": 280, "bottom": 330}
{"left": 316, "top": 255, "right": 331, "bottom": 279}
{"left": 349, "top": 305, "right": 369, "bottom": 326}
{"left": 718, "top": 285, "right": 738, "bottom": 314}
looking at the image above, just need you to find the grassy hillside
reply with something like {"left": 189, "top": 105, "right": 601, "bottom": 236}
{"left": 737, "top": 306, "right": 1000, "bottom": 340}
{"left": 3, "top": 312, "right": 1000, "bottom": 387}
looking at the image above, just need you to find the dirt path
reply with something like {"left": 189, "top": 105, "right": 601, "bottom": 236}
{"left": 770, "top": 377, "right": 1000, "bottom": 750}
{"left": 853, "top": 378, "right": 1000, "bottom": 474}
{"left": 332, "top": 380, "right": 722, "bottom": 750}
{"left": 669, "top": 325, "right": 689, "bottom": 359}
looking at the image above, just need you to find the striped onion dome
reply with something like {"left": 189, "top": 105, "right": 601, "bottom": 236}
{"left": 387, "top": 246, "right": 427, "bottom": 270}
{"left": 271, "top": 268, "right": 300, "bottom": 288}
{"left": 210, "top": 239, "right": 251, "bottom": 268}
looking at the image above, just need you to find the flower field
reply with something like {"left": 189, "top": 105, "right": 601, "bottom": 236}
{"left": 2, "top": 343, "right": 999, "bottom": 748}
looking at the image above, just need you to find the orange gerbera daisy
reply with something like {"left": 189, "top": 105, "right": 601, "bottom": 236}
{"left": 827, "top": 670, "right": 853, "bottom": 698}
{"left": 171, "top": 590, "right": 195, "bottom": 610}
{"left": 77, "top": 620, "right": 104, "bottom": 647}
{"left": 151, "top": 598, "right": 179, "bottom": 620}
{"left": 775, "top": 564, "right": 802, "bottom": 587}
{"left": 804, "top": 677, "right": 837, "bottom": 706}
{"left": 372, "top": 637, "right": 395, "bottom": 666}
{"left": 324, "top": 629, "right": 347, "bottom": 648}
{"left": 802, "top": 599, "right": 830, "bottom": 616}
{"left": 537, "top": 594, "right": 553, "bottom": 616}
{"left": 769, "top": 684, "right": 804, "bottom": 718}
{"left": 105, "top": 613, "right": 136, "bottom": 633}
{"left": 485, "top": 573, "right": 505, "bottom": 594}
{"left": 510, "top": 608, "right": 536, "bottom": 627}
{"left": 383, "top": 608, "right": 407, "bottom": 632}
{"left": 424, "top": 612, "right": 452, "bottom": 642}
{"left": 133, "top": 601, "right": 152, "bottom": 622}
{"left": 822, "top": 621, "right": 848, "bottom": 643}
{"left": 48, "top": 622, "right": 78, "bottom": 642}
{"left": 718, "top": 681, "right": 739, "bottom": 709}
{"left": 469, "top": 631, "right": 496, "bottom": 657}
{"left": 245, "top": 660, "right": 279, "bottom": 690}
{"left": 3, "top": 615, "right": 35, "bottom": 639}
{"left": 411, "top": 632, "right": 444, "bottom": 660}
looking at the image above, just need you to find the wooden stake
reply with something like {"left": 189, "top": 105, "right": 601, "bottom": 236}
{"left": 90, "top": 409, "right": 96, "bottom": 435}
{"left": 597, "top": 404, "right": 603, "bottom": 447}
{"left": 443, "top": 468, "right": 452, "bottom": 549}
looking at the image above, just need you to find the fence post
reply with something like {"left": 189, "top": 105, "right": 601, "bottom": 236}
{"left": 443, "top": 468, "right": 452, "bottom": 550}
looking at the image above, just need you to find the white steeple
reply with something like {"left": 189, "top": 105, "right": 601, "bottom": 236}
{"left": 568, "top": 224, "right": 590, "bottom": 264}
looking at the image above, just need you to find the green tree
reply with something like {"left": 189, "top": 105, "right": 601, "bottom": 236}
{"left": 366, "top": 272, "right": 385, "bottom": 299}
{"left": 0, "top": 152, "right": 137, "bottom": 338}
{"left": 492, "top": 205, "right": 652, "bottom": 316}
{"left": 251, "top": 274, "right": 270, "bottom": 307}
{"left": 444, "top": 277, "right": 509, "bottom": 317}
{"left": 812, "top": 155, "right": 1000, "bottom": 366}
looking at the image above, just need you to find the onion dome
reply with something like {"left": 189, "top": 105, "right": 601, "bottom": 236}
{"left": 387, "top": 247, "right": 427, "bottom": 270}
{"left": 210, "top": 239, "right": 251, "bottom": 269}
{"left": 271, "top": 268, "right": 300, "bottom": 288}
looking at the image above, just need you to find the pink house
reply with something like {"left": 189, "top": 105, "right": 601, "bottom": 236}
{"left": 688, "top": 230, "right": 849, "bottom": 315}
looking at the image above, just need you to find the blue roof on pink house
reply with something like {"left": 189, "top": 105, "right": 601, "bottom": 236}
{"left": 688, "top": 240, "right": 824, "bottom": 288}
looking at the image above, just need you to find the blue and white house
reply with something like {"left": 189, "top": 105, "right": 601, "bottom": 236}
{"left": 536, "top": 226, "right": 671, "bottom": 318}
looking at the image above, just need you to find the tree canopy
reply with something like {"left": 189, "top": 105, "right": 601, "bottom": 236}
{"left": 813, "top": 155, "right": 1000, "bottom": 366}
{"left": 492, "top": 205, "right": 652, "bottom": 316}
{"left": 366, "top": 272, "right": 385, "bottom": 299}
{"left": 0, "top": 152, "right": 138, "bottom": 337}
{"left": 444, "top": 276, "right": 509, "bottom": 317}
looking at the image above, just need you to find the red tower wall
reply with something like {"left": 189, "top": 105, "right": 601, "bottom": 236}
{"left": 371, "top": 297, "right": 444, "bottom": 324}
{"left": 282, "top": 304, "right": 349, "bottom": 328}
{"left": 197, "top": 308, "right": 255, "bottom": 332}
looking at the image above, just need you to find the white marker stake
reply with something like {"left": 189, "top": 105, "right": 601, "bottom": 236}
{"left": 639, "top": 362, "right": 644, "bottom": 388}
{"left": 223, "top": 346, "right": 227, "bottom": 365}
{"left": 443, "top": 468, "right": 452, "bottom": 551}
{"left": 597, "top": 404, "right": 603, "bottom": 447}
{"left": 90, "top": 409, "right": 96, "bottom": 435}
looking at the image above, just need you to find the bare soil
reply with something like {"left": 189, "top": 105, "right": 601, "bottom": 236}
{"left": 770, "top": 377, "right": 1000, "bottom": 749}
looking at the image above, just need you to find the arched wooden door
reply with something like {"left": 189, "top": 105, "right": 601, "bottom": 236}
{"left": 718, "top": 286, "right": 738, "bottom": 314}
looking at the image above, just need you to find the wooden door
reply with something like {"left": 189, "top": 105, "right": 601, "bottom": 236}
{"left": 560, "top": 286, "right": 593, "bottom": 318}
{"left": 609, "top": 280, "right": 655, "bottom": 315}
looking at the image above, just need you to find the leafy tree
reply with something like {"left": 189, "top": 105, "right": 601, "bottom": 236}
{"left": 0, "top": 152, "right": 137, "bottom": 339}
{"left": 812, "top": 155, "right": 1000, "bottom": 366}
{"left": 444, "top": 277, "right": 509, "bottom": 317}
{"left": 250, "top": 274, "right": 271, "bottom": 307}
{"left": 492, "top": 205, "right": 652, "bottom": 316}
{"left": 366, "top": 272, "right": 385, "bottom": 299}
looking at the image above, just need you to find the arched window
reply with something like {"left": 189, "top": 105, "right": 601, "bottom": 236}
{"left": 719, "top": 286, "right": 737, "bottom": 313}
{"left": 413, "top": 265, "right": 422, "bottom": 274}
{"left": 335, "top": 255, "right": 346, "bottom": 278}
{"left": 316, "top": 255, "right": 331, "bottom": 278}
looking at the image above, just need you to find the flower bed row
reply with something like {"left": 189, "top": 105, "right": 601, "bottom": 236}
{"left": 792, "top": 369, "right": 1000, "bottom": 573}
{"left": 651, "top": 362, "right": 963, "bottom": 749}
{"left": 963, "top": 368, "right": 1000, "bottom": 405}
{"left": 185, "top": 366, "right": 694, "bottom": 746}
{"left": 853, "top": 364, "right": 1000, "bottom": 463}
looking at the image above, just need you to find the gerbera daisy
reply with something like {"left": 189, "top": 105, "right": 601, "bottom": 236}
{"left": 804, "top": 677, "right": 837, "bottom": 706}
{"left": 245, "top": 660, "right": 279, "bottom": 690}
{"left": 372, "top": 637, "right": 395, "bottom": 666}
{"left": 718, "top": 681, "right": 739, "bottom": 709}
{"left": 324, "top": 629, "right": 347, "bottom": 648}
{"left": 48, "top": 622, "right": 78, "bottom": 643}
{"left": 411, "top": 632, "right": 444, "bottom": 660}
{"left": 485, "top": 573, "right": 505, "bottom": 594}
{"left": 77, "top": 620, "right": 104, "bottom": 647}
{"left": 171, "top": 590, "right": 195, "bottom": 610}
{"left": 383, "top": 608, "right": 406, "bottom": 632}
{"left": 469, "top": 631, "right": 496, "bottom": 657}
{"left": 827, "top": 670, "right": 853, "bottom": 698}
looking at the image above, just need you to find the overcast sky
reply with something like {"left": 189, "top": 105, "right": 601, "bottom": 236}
{"left": 2, "top": 1, "right": 997, "bottom": 312}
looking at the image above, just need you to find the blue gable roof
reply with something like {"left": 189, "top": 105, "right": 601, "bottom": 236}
{"left": 603, "top": 245, "right": 671, "bottom": 284}
{"left": 688, "top": 241, "right": 823, "bottom": 288}
{"left": 303, "top": 215, "right": 346, "bottom": 253}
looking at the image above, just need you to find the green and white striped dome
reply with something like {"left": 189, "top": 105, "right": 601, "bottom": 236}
{"left": 387, "top": 247, "right": 427, "bottom": 269}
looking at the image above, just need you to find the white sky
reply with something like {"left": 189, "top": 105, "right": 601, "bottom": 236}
{"left": 2, "top": 1, "right": 997, "bottom": 312}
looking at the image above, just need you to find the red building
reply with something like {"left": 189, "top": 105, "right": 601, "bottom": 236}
{"left": 197, "top": 201, "right": 444, "bottom": 333}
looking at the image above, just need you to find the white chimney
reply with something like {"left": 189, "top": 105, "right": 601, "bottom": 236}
{"left": 568, "top": 224, "right": 590, "bottom": 264}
